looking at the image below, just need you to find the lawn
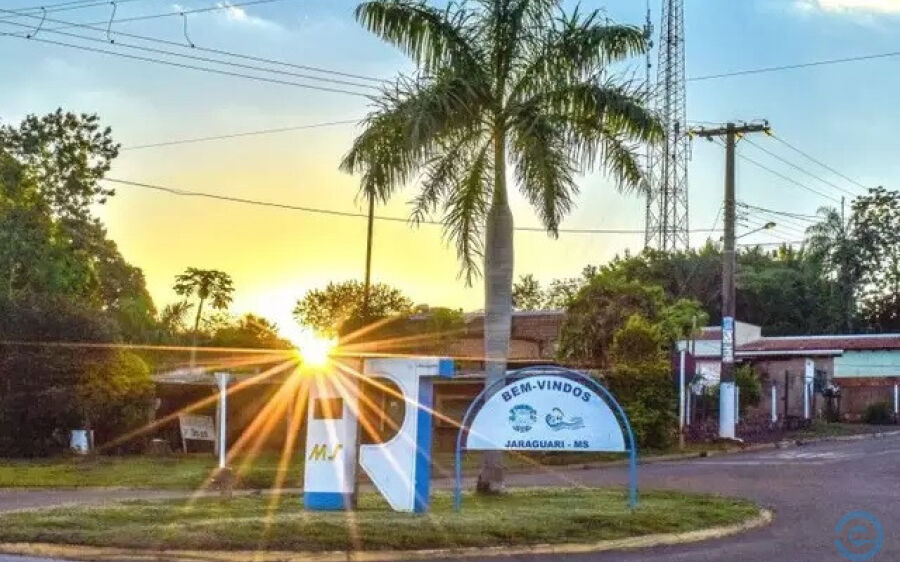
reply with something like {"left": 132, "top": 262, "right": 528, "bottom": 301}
{"left": 0, "top": 488, "right": 761, "bottom": 552}
{"left": 0, "top": 450, "right": 639, "bottom": 490}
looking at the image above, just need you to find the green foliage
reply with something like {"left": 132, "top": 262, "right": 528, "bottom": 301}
{"left": 207, "top": 314, "right": 292, "bottom": 349}
{"left": 172, "top": 268, "right": 234, "bottom": 333}
{"left": 557, "top": 271, "right": 667, "bottom": 367}
{"left": 512, "top": 274, "right": 545, "bottom": 310}
{"left": 862, "top": 401, "right": 894, "bottom": 425}
{"left": 342, "top": 0, "right": 660, "bottom": 281}
{"left": 604, "top": 315, "right": 675, "bottom": 449}
{"left": 557, "top": 268, "right": 705, "bottom": 367}
{"left": 0, "top": 295, "right": 118, "bottom": 456}
{"left": 76, "top": 351, "right": 154, "bottom": 451}
{"left": 293, "top": 280, "right": 414, "bottom": 337}
{"left": 851, "top": 187, "right": 900, "bottom": 330}
{"left": 734, "top": 365, "right": 762, "bottom": 412}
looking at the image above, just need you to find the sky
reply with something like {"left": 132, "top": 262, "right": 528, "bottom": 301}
{"left": 1, "top": 0, "right": 899, "bottom": 343}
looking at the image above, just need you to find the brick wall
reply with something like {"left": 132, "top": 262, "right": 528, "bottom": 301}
{"left": 747, "top": 357, "right": 833, "bottom": 419}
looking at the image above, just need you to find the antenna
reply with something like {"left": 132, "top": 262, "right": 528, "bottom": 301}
{"left": 644, "top": 0, "right": 690, "bottom": 252}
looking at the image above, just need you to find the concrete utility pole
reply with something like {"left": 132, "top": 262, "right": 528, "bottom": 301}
{"left": 689, "top": 121, "right": 770, "bottom": 439}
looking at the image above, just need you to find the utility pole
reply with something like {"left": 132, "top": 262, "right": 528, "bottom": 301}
{"left": 362, "top": 192, "right": 375, "bottom": 318}
{"left": 689, "top": 121, "right": 770, "bottom": 439}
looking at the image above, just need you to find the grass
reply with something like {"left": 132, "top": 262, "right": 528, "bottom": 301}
{"left": 0, "top": 488, "right": 760, "bottom": 552}
{"left": 0, "top": 446, "right": 708, "bottom": 490}
{"left": 792, "top": 420, "right": 895, "bottom": 439}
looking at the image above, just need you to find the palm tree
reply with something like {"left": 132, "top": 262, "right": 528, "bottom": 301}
{"left": 806, "top": 207, "right": 860, "bottom": 332}
{"left": 172, "top": 268, "right": 235, "bottom": 337}
{"left": 342, "top": 0, "right": 661, "bottom": 492}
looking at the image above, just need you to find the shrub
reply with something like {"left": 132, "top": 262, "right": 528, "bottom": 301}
{"left": 604, "top": 315, "right": 676, "bottom": 450}
{"left": 862, "top": 401, "right": 893, "bottom": 425}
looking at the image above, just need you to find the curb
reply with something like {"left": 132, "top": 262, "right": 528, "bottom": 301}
{"left": 0, "top": 508, "right": 774, "bottom": 562}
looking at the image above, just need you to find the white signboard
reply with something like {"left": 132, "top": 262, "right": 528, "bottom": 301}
{"left": 805, "top": 358, "right": 815, "bottom": 384}
{"left": 178, "top": 414, "right": 215, "bottom": 442}
{"left": 464, "top": 374, "right": 626, "bottom": 452}
{"left": 722, "top": 316, "right": 735, "bottom": 363}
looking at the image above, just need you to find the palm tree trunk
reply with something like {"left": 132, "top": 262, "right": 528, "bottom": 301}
{"left": 477, "top": 130, "right": 513, "bottom": 494}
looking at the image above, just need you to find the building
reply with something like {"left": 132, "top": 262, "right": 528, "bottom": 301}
{"left": 680, "top": 325, "right": 900, "bottom": 420}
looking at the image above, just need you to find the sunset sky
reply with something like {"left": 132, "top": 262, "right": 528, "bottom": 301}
{"left": 2, "top": 0, "right": 898, "bottom": 342}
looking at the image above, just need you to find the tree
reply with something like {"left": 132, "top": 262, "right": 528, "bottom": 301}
{"left": 851, "top": 187, "right": 900, "bottom": 330}
{"left": 210, "top": 314, "right": 292, "bottom": 349}
{"left": 605, "top": 315, "right": 675, "bottom": 449}
{"left": 76, "top": 350, "right": 154, "bottom": 451}
{"left": 172, "top": 268, "right": 235, "bottom": 336}
{"left": 293, "top": 280, "right": 413, "bottom": 337}
{"left": 806, "top": 206, "right": 860, "bottom": 333}
{"left": 557, "top": 271, "right": 668, "bottom": 368}
{"left": 342, "top": 0, "right": 660, "bottom": 492}
{"left": 512, "top": 274, "right": 545, "bottom": 310}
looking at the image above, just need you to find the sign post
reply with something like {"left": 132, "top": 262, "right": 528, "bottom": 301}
{"left": 214, "top": 372, "right": 230, "bottom": 469}
{"left": 454, "top": 366, "right": 638, "bottom": 510}
{"left": 804, "top": 359, "right": 814, "bottom": 420}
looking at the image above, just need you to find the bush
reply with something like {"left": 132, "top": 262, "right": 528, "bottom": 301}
{"left": 862, "top": 401, "right": 894, "bottom": 425}
{"left": 76, "top": 350, "right": 154, "bottom": 451}
{"left": 604, "top": 315, "right": 676, "bottom": 450}
{"left": 735, "top": 365, "right": 762, "bottom": 413}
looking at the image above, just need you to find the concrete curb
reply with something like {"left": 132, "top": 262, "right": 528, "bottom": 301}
{"left": 0, "top": 508, "right": 774, "bottom": 562}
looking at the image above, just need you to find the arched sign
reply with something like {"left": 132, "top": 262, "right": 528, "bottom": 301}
{"left": 455, "top": 366, "right": 638, "bottom": 510}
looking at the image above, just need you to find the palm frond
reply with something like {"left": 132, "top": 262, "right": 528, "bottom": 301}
{"left": 355, "top": 0, "right": 483, "bottom": 73}
{"left": 511, "top": 10, "right": 646, "bottom": 99}
{"left": 510, "top": 107, "right": 576, "bottom": 234}
{"left": 443, "top": 141, "right": 492, "bottom": 284}
{"left": 411, "top": 129, "right": 485, "bottom": 224}
{"left": 341, "top": 71, "right": 488, "bottom": 203}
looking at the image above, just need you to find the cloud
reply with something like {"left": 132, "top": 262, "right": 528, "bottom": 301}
{"left": 795, "top": 0, "right": 900, "bottom": 13}
{"left": 215, "top": 2, "right": 278, "bottom": 28}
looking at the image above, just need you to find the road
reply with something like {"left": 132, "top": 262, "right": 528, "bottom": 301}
{"left": 451, "top": 434, "right": 900, "bottom": 562}
{"left": 0, "top": 435, "right": 897, "bottom": 561}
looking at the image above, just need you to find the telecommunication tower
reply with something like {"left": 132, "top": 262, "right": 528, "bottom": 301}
{"left": 644, "top": 0, "right": 690, "bottom": 251}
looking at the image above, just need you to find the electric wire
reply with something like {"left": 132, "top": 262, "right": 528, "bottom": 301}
{"left": 103, "top": 177, "right": 721, "bottom": 235}
{"left": 770, "top": 134, "right": 873, "bottom": 191}
{"left": 688, "top": 49, "right": 900, "bottom": 82}
{"left": 742, "top": 137, "right": 858, "bottom": 198}
{"left": 0, "top": 34, "right": 373, "bottom": 97}
{"left": 122, "top": 118, "right": 361, "bottom": 150}
{"left": 0, "top": 15, "right": 381, "bottom": 92}
{"left": 0, "top": 0, "right": 386, "bottom": 85}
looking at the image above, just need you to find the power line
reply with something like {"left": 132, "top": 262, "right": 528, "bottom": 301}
{"left": 1, "top": 0, "right": 385, "bottom": 85}
{"left": 0, "top": 16, "right": 380, "bottom": 92}
{"left": 0, "top": 0, "right": 148, "bottom": 21}
{"left": 688, "top": 49, "right": 900, "bottom": 82}
{"left": 1, "top": 34, "right": 372, "bottom": 97}
{"left": 0, "top": 1, "right": 387, "bottom": 85}
{"left": 742, "top": 137, "right": 858, "bottom": 198}
{"left": 104, "top": 177, "right": 720, "bottom": 235}
{"left": 706, "top": 137, "right": 842, "bottom": 205}
{"left": 122, "top": 118, "right": 361, "bottom": 150}
{"left": 738, "top": 202, "right": 821, "bottom": 221}
{"left": 770, "top": 134, "right": 872, "bottom": 191}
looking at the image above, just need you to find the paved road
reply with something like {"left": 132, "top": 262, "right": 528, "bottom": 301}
{"left": 451, "top": 434, "right": 900, "bottom": 562}
{"left": 0, "top": 435, "right": 898, "bottom": 561}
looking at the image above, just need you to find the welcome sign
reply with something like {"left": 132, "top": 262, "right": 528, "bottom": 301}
{"left": 464, "top": 375, "right": 626, "bottom": 452}
{"left": 455, "top": 366, "right": 638, "bottom": 510}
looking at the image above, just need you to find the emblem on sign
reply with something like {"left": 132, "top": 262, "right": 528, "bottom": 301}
{"left": 509, "top": 404, "right": 537, "bottom": 433}
{"left": 545, "top": 407, "right": 584, "bottom": 431}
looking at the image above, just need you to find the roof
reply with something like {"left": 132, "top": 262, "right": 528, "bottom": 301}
{"left": 738, "top": 334, "right": 900, "bottom": 353}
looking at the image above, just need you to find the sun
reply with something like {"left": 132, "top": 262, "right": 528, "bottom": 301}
{"left": 292, "top": 330, "right": 337, "bottom": 367}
